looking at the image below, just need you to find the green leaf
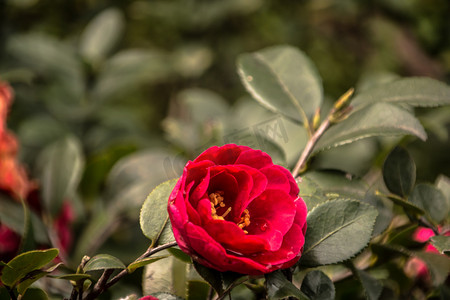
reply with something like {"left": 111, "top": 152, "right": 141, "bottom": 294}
{"left": 300, "top": 199, "right": 378, "bottom": 267}
{"left": 193, "top": 261, "right": 244, "bottom": 297}
{"left": 17, "top": 270, "right": 47, "bottom": 295}
{"left": 410, "top": 183, "right": 448, "bottom": 224}
{"left": 265, "top": 270, "right": 309, "bottom": 300}
{"left": 140, "top": 179, "right": 178, "bottom": 246}
{"left": 382, "top": 146, "right": 416, "bottom": 198}
{"left": 352, "top": 77, "right": 450, "bottom": 108}
{"left": 37, "top": 136, "right": 84, "bottom": 217}
{"left": 351, "top": 267, "right": 382, "bottom": 300}
{"left": 149, "top": 293, "right": 184, "bottom": 300}
{"left": 300, "top": 270, "right": 335, "bottom": 300}
{"left": 79, "top": 8, "right": 125, "bottom": 64}
{"left": 313, "top": 103, "right": 427, "bottom": 153}
{"left": 168, "top": 247, "right": 192, "bottom": 263}
{"left": 385, "top": 194, "right": 424, "bottom": 216}
{"left": 237, "top": 45, "right": 323, "bottom": 125}
{"left": 127, "top": 255, "right": 168, "bottom": 273}
{"left": 413, "top": 251, "right": 450, "bottom": 286}
{"left": 430, "top": 236, "right": 450, "bottom": 255}
{"left": 362, "top": 193, "right": 393, "bottom": 237}
{"left": 50, "top": 274, "right": 93, "bottom": 281}
{"left": 21, "top": 288, "right": 49, "bottom": 300}
{"left": 83, "top": 254, "right": 126, "bottom": 272}
{"left": 1, "top": 248, "right": 59, "bottom": 287}
{"left": 298, "top": 176, "right": 327, "bottom": 212}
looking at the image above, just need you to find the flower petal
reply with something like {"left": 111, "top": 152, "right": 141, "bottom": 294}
{"left": 235, "top": 148, "right": 273, "bottom": 169}
{"left": 194, "top": 144, "right": 250, "bottom": 165}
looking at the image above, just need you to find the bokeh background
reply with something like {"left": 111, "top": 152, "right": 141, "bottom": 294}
{"left": 1, "top": 0, "right": 450, "bottom": 298}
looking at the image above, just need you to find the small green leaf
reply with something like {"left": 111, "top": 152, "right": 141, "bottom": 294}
{"left": 140, "top": 179, "right": 178, "bottom": 246}
{"left": 83, "top": 254, "right": 126, "bottom": 272}
{"left": 430, "top": 236, "right": 450, "bottom": 255}
{"left": 300, "top": 270, "right": 335, "bottom": 300}
{"left": 382, "top": 147, "right": 416, "bottom": 198}
{"left": 127, "top": 255, "right": 168, "bottom": 273}
{"left": 314, "top": 103, "right": 427, "bottom": 153}
{"left": 37, "top": 136, "right": 84, "bottom": 217}
{"left": 50, "top": 274, "right": 92, "bottom": 281}
{"left": 351, "top": 267, "right": 382, "bottom": 300}
{"left": 17, "top": 270, "right": 47, "bottom": 295}
{"left": 410, "top": 183, "right": 448, "bottom": 224}
{"left": 79, "top": 8, "right": 125, "bottom": 64}
{"left": 413, "top": 251, "right": 450, "bottom": 286}
{"left": 352, "top": 77, "right": 450, "bottom": 108}
{"left": 300, "top": 199, "right": 378, "bottom": 267}
{"left": 21, "top": 288, "right": 49, "bottom": 300}
{"left": 237, "top": 45, "right": 323, "bottom": 125}
{"left": 1, "top": 248, "right": 59, "bottom": 287}
{"left": 265, "top": 270, "right": 309, "bottom": 300}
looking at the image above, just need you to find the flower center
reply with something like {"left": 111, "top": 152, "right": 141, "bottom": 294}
{"left": 209, "top": 191, "right": 251, "bottom": 234}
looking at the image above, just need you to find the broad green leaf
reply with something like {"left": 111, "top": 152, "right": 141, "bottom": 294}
{"left": 413, "top": 251, "right": 450, "bottom": 286}
{"left": 37, "top": 136, "right": 84, "bottom": 217}
{"left": 79, "top": 8, "right": 125, "bottom": 64}
{"left": 300, "top": 270, "right": 335, "bottom": 300}
{"left": 385, "top": 194, "right": 424, "bottom": 217}
{"left": 436, "top": 175, "right": 450, "bottom": 221}
{"left": 313, "top": 103, "right": 427, "bottom": 153}
{"left": 362, "top": 193, "right": 393, "bottom": 237}
{"left": 127, "top": 255, "right": 168, "bottom": 273}
{"left": 237, "top": 45, "right": 323, "bottom": 125}
{"left": 17, "top": 270, "right": 47, "bottom": 295}
{"left": 352, "top": 77, "right": 450, "bottom": 108}
{"left": 143, "top": 254, "right": 188, "bottom": 298}
{"left": 83, "top": 254, "right": 126, "bottom": 272}
{"left": 265, "top": 270, "right": 309, "bottom": 300}
{"left": 1, "top": 248, "right": 59, "bottom": 287}
{"left": 140, "top": 179, "right": 178, "bottom": 246}
{"left": 430, "top": 236, "right": 450, "bottom": 255}
{"left": 300, "top": 199, "right": 378, "bottom": 266}
{"left": 298, "top": 176, "right": 326, "bottom": 212}
{"left": 410, "top": 183, "right": 448, "bottom": 224}
{"left": 351, "top": 268, "right": 382, "bottom": 300}
{"left": 21, "top": 288, "right": 49, "bottom": 300}
{"left": 168, "top": 247, "right": 192, "bottom": 263}
{"left": 382, "top": 147, "right": 416, "bottom": 198}
{"left": 187, "top": 280, "right": 210, "bottom": 300}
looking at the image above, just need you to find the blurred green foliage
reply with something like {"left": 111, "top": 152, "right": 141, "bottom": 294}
{"left": 1, "top": 0, "right": 450, "bottom": 299}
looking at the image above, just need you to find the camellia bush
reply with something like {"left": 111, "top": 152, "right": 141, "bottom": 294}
{"left": 0, "top": 42, "right": 449, "bottom": 299}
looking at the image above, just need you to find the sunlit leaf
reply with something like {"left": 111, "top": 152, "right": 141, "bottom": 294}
{"left": 127, "top": 255, "right": 168, "bottom": 273}
{"left": 237, "top": 45, "right": 323, "bottom": 125}
{"left": 1, "top": 248, "right": 59, "bottom": 287}
{"left": 140, "top": 179, "right": 178, "bottom": 246}
{"left": 352, "top": 77, "right": 450, "bottom": 108}
{"left": 314, "top": 103, "right": 427, "bottom": 153}
{"left": 300, "top": 199, "right": 378, "bottom": 266}
{"left": 83, "top": 254, "right": 126, "bottom": 272}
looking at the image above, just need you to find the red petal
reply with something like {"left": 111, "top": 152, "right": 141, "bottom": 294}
{"left": 194, "top": 144, "right": 250, "bottom": 165}
{"left": 259, "top": 165, "right": 291, "bottom": 192}
{"left": 235, "top": 148, "right": 273, "bottom": 169}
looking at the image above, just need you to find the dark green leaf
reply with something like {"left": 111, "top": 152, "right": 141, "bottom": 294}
{"left": 1, "top": 248, "right": 59, "bottom": 287}
{"left": 382, "top": 146, "right": 416, "bottom": 197}
{"left": 193, "top": 261, "right": 224, "bottom": 295}
{"left": 79, "top": 8, "right": 125, "bottom": 64}
{"left": 413, "top": 251, "right": 450, "bottom": 286}
{"left": 127, "top": 255, "right": 168, "bottom": 273}
{"left": 140, "top": 179, "right": 178, "bottom": 246}
{"left": 50, "top": 274, "right": 92, "bottom": 281}
{"left": 314, "top": 103, "right": 427, "bottom": 153}
{"left": 385, "top": 194, "right": 424, "bottom": 216}
{"left": 21, "top": 288, "right": 48, "bottom": 300}
{"left": 351, "top": 268, "right": 382, "bottom": 300}
{"left": 352, "top": 77, "right": 450, "bottom": 108}
{"left": 83, "top": 254, "right": 126, "bottom": 272}
{"left": 300, "top": 270, "right": 335, "bottom": 300}
{"left": 187, "top": 280, "right": 210, "bottom": 300}
{"left": 362, "top": 193, "right": 393, "bottom": 237}
{"left": 37, "top": 136, "right": 84, "bottom": 217}
{"left": 237, "top": 45, "right": 323, "bottom": 124}
{"left": 410, "top": 183, "right": 448, "bottom": 224}
{"left": 300, "top": 199, "right": 378, "bottom": 267}
{"left": 430, "top": 236, "right": 450, "bottom": 255}
{"left": 265, "top": 270, "right": 309, "bottom": 300}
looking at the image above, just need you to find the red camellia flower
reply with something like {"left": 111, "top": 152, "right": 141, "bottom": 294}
{"left": 167, "top": 144, "right": 307, "bottom": 275}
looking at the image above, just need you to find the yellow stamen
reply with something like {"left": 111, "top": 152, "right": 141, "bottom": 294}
{"left": 209, "top": 192, "right": 251, "bottom": 234}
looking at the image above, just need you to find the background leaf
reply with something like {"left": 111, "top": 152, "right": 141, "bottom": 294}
{"left": 237, "top": 45, "right": 323, "bottom": 124}
{"left": 409, "top": 183, "right": 448, "bottom": 224}
{"left": 37, "top": 136, "right": 85, "bottom": 217}
{"left": 382, "top": 146, "right": 416, "bottom": 198}
{"left": 350, "top": 267, "right": 383, "bottom": 300}
{"left": 300, "top": 270, "right": 335, "bottom": 300}
{"left": 313, "top": 103, "right": 427, "bottom": 153}
{"left": 83, "top": 254, "right": 126, "bottom": 272}
{"left": 300, "top": 199, "right": 378, "bottom": 266}
{"left": 139, "top": 179, "right": 178, "bottom": 246}
{"left": 430, "top": 236, "right": 450, "bottom": 255}
{"left": 1, "top": 248, "right": 59, "bottom": 287}
{"left": 351, "top": 77, "right": 450, "bottom": 108}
